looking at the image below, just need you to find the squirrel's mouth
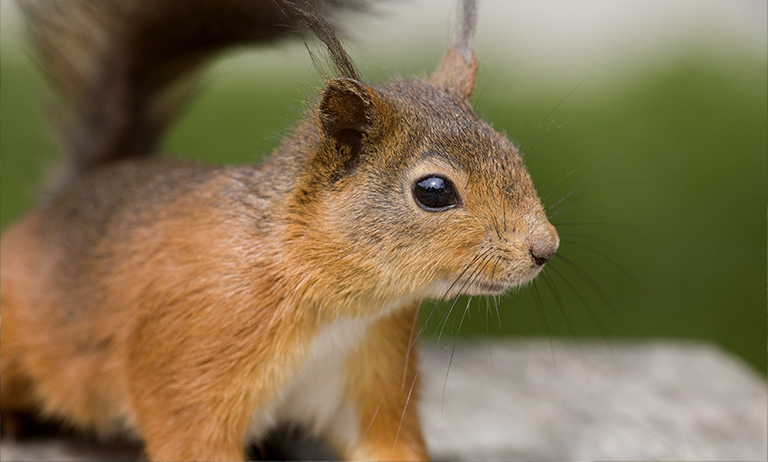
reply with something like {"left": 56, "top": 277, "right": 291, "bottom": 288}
{"left": 470, "top": 280, "right": 509, "bottom": 295}
{"left": 435, "top": 264, "right": 546, "bottom": 297}
{"left": 463, "top": 268, "right": 544, "bottom": 296}
{"left": 454, "top": 278, "right": 515, "bottom": 296}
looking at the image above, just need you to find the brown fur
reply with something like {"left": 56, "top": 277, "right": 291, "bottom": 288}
{"left": 1, "top": 0, "right": 558, "bottom": 460}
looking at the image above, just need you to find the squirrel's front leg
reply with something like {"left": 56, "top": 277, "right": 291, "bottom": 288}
{"left": 127, "top": 344, "right": 259, "bottom": 461}
{"left": 339, "top": 302, "right": 430, "bottom": 461}
{"left": 125, "top": 304, "right": 300, "bottom": 462}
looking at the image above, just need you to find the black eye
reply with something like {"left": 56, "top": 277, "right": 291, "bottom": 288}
{"left": 412, "top": 175, "right": 459, "bottom": 211}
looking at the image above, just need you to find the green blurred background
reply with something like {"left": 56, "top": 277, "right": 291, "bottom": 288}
{"left": 1, "top": 1, "right": 766, "bottom": 374}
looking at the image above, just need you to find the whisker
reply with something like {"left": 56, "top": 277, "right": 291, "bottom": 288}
{"left": 547, "top": 180, "right": 640, "bottom": 218}
{"left": 401, "top": 305, "right": 421, "bottom": 390}
{"left": 521, "top": 75, "right": 592, "bottom": 155}
{"left": 421, "top": 249, "right": 492, "bottom": 328}
{"left": 442, "top": 294, "right": 474, "bottom": 412}
{"left": 484, "top": 294, "right": 491, "bottom": 332}
{"left": 546, "top": 262, "right": 613, "bottom": 340}
{"left": 547, "top": 262, "right": 620, "bottom": 372}
{"left": 416, "top": 254, "right": 487, "bottom": 349}
{"left": 383, "top": 248, "right": 498, "bottom": 451}
{"left": 441, "top": 253, "right": 496, "bottom": 409}
{"left": 360, "top": 250, "right": 490, "bottom": 442}
{"left": 484, "top": 256, "right": 501, "bottom": 332}
{"left": 395, "top": 248, "right": 503, "bottom": 449}
{"left": 435, "top": 293, "right": 467, "bottom": 345}
{"left": 545, "top": 153, "right": 628, "bottom": 215}
{"left": 493, "top": 293, "right": 502, "bottom": 328}
{"left": 472, "top": 77, "right": 493, "bottom": 110}
{"left": 553, "top": 253, "right": 614, "bottom": 313}
{"left": 560, "top": 238, "right": 642, "bottom": 292}
{"left": 557, "top": 231, "right": 620, "bottom": 250}
{"left": 483, "top": 296, "right": 495, "bottom": 365}
{"left": 393, "top": 286, "right": 479, "bottom": 453}
{"left": 553, "top": 221, "right": 638, "bottom": 231}
{"left": 436, "top": 252, "right": 494, "bottom": 343}
{"left": 543, "top": 165, "right": 582, "bottom": 207}
{"left": 530, "top": 278, "right": 556, "bottom": 365}
{"left": 540, "top": 269, "right": 575, "bottom": 337}
{"left": 523, "top": 121, "right": 570, "bottom": 162}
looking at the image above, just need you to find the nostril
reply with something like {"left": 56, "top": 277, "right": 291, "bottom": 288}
{"left": 530, "top": 248, "right": 552, "bottom": 266}
{"left": 527, "top": 221, "right": 560, "bottom": 267}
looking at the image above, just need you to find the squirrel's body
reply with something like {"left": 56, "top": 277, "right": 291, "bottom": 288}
{"left": 0, "top": 1, "right": 559, "bottom": 460}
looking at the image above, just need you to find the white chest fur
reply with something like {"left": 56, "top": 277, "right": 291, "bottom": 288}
{"left": 248, "top": 317, "right": 372, "bottom": 450}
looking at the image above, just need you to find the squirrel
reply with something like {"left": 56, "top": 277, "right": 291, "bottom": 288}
{"left": 0, "top": 0, "right": 559, "bottom": 460}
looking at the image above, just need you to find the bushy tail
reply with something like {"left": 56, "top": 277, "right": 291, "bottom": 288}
{"left": 19, "top": 0, "right": 369, "bottom": 176}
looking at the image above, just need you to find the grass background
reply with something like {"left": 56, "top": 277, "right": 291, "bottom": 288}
{"left": 1, "top": 2, "right": 766, "bottom": 374}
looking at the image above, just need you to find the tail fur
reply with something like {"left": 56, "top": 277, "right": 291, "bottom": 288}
{"left": 19, "top": 0, "right": 369, "bottom": 176}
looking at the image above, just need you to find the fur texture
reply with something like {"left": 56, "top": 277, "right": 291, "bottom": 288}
{"left": 0, "top": 0, "right": 558, "bottom": 460}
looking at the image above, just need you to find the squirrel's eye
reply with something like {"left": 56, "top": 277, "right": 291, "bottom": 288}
{"left": 413, "top": 175, "right": 459, "bottom": 211}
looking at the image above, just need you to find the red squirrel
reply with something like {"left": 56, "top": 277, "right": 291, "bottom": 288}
{"left": 0, "top": 0, "right": 559, "bottom": 460}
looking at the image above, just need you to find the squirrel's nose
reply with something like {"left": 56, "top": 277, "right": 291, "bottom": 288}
{"left": 530, "top": 247, "right": 554, "bottom": 266}
{"left": 528, "top": 223, "right": 559, "bottom": 267}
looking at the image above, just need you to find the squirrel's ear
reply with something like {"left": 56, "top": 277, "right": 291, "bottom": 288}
{"left": 431, "top": 46, "right": 478, "bottom": 100}
{"left": 318, "top": 78, "right": 377, "bottom": 171}
{"left": 432, "top": 0, "right": 479, "bottom": 100}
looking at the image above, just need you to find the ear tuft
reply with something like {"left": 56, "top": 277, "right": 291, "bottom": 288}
{"left": 431, "top": 47, "right": 478, "bottom": 100}
{"left": 432, "top": 0, "right": 479, "bottom": 100}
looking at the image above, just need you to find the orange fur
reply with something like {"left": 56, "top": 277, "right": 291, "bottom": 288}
{"left": 1, "top": 1, "right": 558, "bottom": 460}
{"left": 344, "top": 303, "right": 429, "bottom": 461}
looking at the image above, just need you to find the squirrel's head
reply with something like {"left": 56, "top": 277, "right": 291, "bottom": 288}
{"left": 285, "top": 38, "right": 558, "bottom": 310}
{"left": 281, "top": 0, "right": 557, "bottom": 312}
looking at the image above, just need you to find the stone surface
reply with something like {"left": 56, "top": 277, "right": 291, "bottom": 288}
{"left": 2, "top": 340, "right": 766, "bottom": 461}
{"left": 420, "top": 340, "right": 766, "bottom": 461}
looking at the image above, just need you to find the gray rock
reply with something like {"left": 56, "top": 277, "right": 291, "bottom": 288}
{"left": 421, "top": 340, "right": 767, "bottom": 461}
{"left": 2, "top": 341, "right": 765, "bottom": 461}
